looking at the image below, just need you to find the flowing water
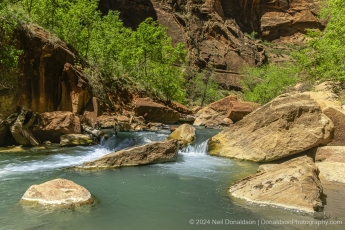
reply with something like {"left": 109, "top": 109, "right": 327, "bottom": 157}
{"left": 0, "top": 127, "right": 343, "bottom": 230}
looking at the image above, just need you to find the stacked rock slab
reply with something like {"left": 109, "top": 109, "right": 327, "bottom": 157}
{"left": 229, "top": 156, "right": 323, "bottom": 213}
{"left": 75, "top": 139, "right": 179, "bottom": 170}
{"left": 208, "top": 93, "right": 334, "bottom": 162}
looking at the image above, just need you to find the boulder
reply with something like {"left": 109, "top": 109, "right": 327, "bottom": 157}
{"left": 225, "top": 101, "right": 260, "bottom": 123}
{"left": 178, "top": 114, "right": 195, "bottom": 123}
{"left": 9, "top": 106, "right": 39, "bottom": 146}
{"left": 315, "top": 146, "right": 345, "bottom": 184}
{"left": 96, "top": 115, "right": 115, "bottom": 128}
{"left": 208, "top": 93, "right": 334, "bottom": 162}
{"left": 75, "top": 139, "right": 178, "bottom": 169}
{"left": 60, "top": 134, "right": 95, "bottom": 147}
{"left": 191, "top": 106, "right": 202, "bottom": 114}
{"left": 115, "top": 121, "right": 130, "bottom": 132}
{"left": 81, "top": 97, "right": 100, "bottom": 128}
{"left": 169, "top": 101, "right": 192, "bottom": 115}
{"left": 193, "top": 95, "right": 256, "bottom": 128}
{"left": 31, "top": 111, "right": 81, "bottom": 143}
{"left": 20, "top": 178, "right": 93, "bottom": 209}
{"left": 193, "top": 107, "right": 230, "bottom": 128}
{"left": 257, "top": 164, "right": 278, "bottom": 173}
{"left": 315, "top": 146, "right": 345, "bottom": 163}
{"left": 316, "top": 162, "right": 345, "bottom": 184}
{"left": 322, "top": 107, "right": 345, "bottom": 146}
{"left": 134, "top": 98, "right": 180, "bottom": 124}
{"left": 145, "top": 122, "right": 166, "bottom": 131}
{"left": 229, "top": 156, "right": 323, "bottom": 213}
{"left": 167, "top": 124, "right": 196, "bottom": 149}
{"left": 208, "top": 95, "right": 238, "bottom": 114}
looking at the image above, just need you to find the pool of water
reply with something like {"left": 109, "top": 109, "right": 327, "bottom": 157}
{"left": 0, "top": 127, "right": 343, "bottom": 230}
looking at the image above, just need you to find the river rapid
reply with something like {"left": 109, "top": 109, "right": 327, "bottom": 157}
{"left": 0, "top": 127, "right": 343, "bottom": 230}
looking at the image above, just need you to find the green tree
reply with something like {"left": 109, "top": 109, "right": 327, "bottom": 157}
{"left": 294, "top": 0, "right": 345, "bottom": 82}
{"left": 241, "top": 64, "right": 298, "bottom": 104}
{"left": 0, "top": 0, "right": 22, "bottom": 91}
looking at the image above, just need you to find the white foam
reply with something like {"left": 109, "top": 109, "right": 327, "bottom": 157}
{"left": 0, "top": 147, "right": 110, "bottom": 176}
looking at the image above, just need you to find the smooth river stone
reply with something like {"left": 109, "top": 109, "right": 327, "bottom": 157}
{"left": 20, "top": 178, "right": 93, "bottom": 208}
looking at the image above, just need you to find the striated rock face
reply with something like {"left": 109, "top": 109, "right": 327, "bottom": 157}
{"left": 229, "top": 156, "right": 323, "bottom": 213}
{"left": 256, "top": 0, "right": 324, "bottom": 43}
{"left": 31, "top": 111, "right": 81, "bottom": 143}
{"left": 208, "top": 93, "right": 334, "bottom": 162}
{"left": 167, "top": 124, "right": 196, "bottom": 149}
{"left": 75, "top": 139, "right": 178, "bottom": 169}
{"left": 134, "top": 98, "right": 180, "bottom": 124}
{"left": 20, "top": 179, "right": 93, "bottom": 209}
{"left": 16, "top": 24, "right": 92, "bottom": 114}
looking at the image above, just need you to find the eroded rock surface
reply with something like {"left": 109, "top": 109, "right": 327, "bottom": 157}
{"left": 229, "top": 156, "right": 323, "bottom": 213}
{"left": 76, "top": 139, "right": 178, "bottom": 169}
{"left": 208, "top": 93, "right": 333, "bottom": 162}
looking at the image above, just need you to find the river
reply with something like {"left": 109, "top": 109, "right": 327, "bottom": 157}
{"left": 0, "top": 127, "right": 343, "bottom": 230}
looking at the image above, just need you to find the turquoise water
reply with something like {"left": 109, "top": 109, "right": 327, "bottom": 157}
{"left": 0, "top": 128, "right": 343, "bottom": 230}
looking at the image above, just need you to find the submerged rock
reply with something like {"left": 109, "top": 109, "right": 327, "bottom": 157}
{"left": 208, "top": 93, "right": 334, "bottom": 162}
{"left": 60, "top": 134, "right": 95, "bottom": 147}
{"left": 20, "top": 178, "right": 93, "bottom": 209}
{"left": 167, "top": 124, "right": 196, "bottom": 149}
{"left": 229, "top": 156, "right": 323, "bottom": 213}
{"left": 75, "top": 139, "right": 178, "bottom": 170}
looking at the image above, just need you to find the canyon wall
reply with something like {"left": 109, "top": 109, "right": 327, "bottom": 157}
{"left": 99, "top": 0, "right": 323, "bottom": 89}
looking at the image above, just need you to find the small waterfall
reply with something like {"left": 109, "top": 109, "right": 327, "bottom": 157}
{"left": 184, "top": 140, "right": 209, "bottom": 154}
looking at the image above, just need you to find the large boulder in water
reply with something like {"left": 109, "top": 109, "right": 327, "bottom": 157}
{"left": 229, "top": 156, "right": 323, "bottom": 213}
{"left": 208, "top": 93, "right": 334, "bottom": 162}
{"left": 134, "top": 98, "right": 180, "bottom": 124}
{"left": 75, "top": 139, "right": 178, "bottom": 170}
{"left": 167, "top": 124, "right": 196, "bottom": 149}
{"left": 20, "top": 178, "right": 93, "bottom": 209}
{"left": 31, "top": 111, "right": 81, "bottom": 143}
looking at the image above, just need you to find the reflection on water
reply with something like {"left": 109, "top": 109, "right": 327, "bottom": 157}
{"left": 0, "top": 127, "right": 343, "bottom": 230}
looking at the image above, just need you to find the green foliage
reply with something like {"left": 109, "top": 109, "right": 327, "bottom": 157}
{"left": 294, "top": 0, "right": 345, "bottom": 82}
{"left": 187, "top": 68, "right": 223, "bottom": 106}
{"left": 242, "top": 0, "right": 345, "bottom": 104}
{"left": 21, "top": 0, "right": 188, "bottom": 103}
{"left": 244, "top": 31, "right": 258, "bottom": 40}
{"left": 0, "top": 0, "right": 23, "bottom": 91}
{"left": 241, "top": 64, "right": 298, "bottom": 104}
